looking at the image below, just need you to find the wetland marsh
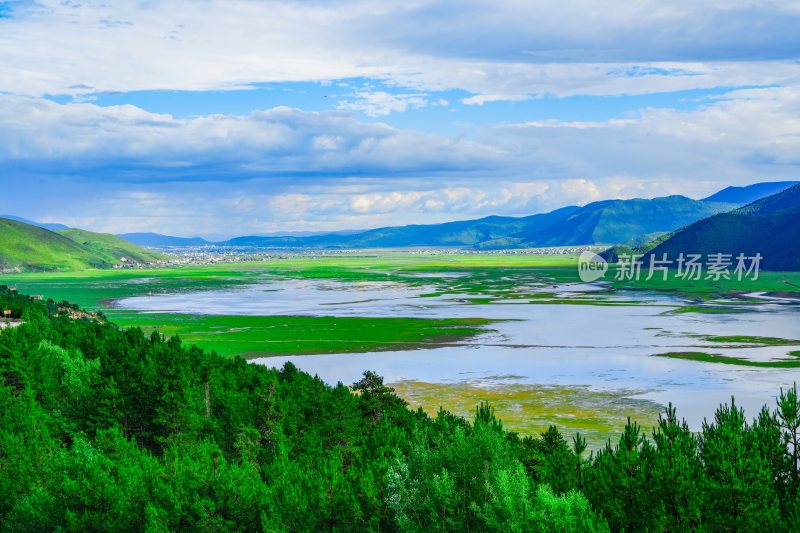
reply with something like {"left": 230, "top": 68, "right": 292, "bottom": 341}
{"left": 4, "top": 252, "right": 799, "bottom": 447}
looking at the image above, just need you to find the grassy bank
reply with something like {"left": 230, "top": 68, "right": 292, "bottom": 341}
{"left": 109, "top": 312, "right": 494, "bottom": 357}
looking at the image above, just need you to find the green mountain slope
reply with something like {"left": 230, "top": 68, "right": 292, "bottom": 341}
{"left": 644, "top": 184, "right": 800, "bottom": 271}
{"left": 58, "top": 228, "right": 167, "bottom": 264}
{"left": 521, "top": 196, "right": 737, "bottom": 246}
{"left": 342, "top": 206, "right": 580, "bottom": 248}
{"left": 0, "top": 219, "right": 108, "bottom": 271}
{"left": 0, "top": 218, "right": 167, "bottom": 272}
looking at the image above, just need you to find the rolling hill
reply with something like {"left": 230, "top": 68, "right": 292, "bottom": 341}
{"left": 0, "top": 218, "right": 168, "bottom": 272}
{"left": 0, "top": 214, "right": 69, "bottom": 231}
{"left": 643, "top": 184, "right": 800, "bottom": 271}
{"left": 58, "top": 229, "right": 168, "bottom": 265}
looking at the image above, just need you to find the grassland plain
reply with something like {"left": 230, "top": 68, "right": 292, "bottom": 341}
{"left": 2, "top": 253, "right": 799, "bottom": 357}
{"left": 0, "top": 253, "right": 590, "bottom": 316}
{"left": 0, "top": 257, "right": 525, "bottom": 357}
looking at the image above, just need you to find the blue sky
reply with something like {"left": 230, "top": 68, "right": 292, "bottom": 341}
{"left": 45, "top": 81, "right": 754, "bottom": 136}
{"left": 1, "top": 0, "right": 799, "bottom": 237}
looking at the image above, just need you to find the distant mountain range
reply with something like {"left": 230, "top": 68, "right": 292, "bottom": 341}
{"left": 644, "top": 184, "right": 800, "bottom": 271}
{"left": 118, "top": 229, "right": 367, "bottom": 247}
{"left": 181, "top": 196, "right": 740, "bottom": 250}
{"left": 224, "top": 206, "right": 583, "bottom": 249}
{"left": 117, "top": 181, "right": 794, "bottom": 250}
{"left": 118, "top": 233, "right": 210, "bottom": 247}
{"left": 701, "top": 181, "right": 798, "bottom": 204}
{"left": 2, "top": 180, "right": 797, "bottom": 272}
{"left": 516, "top": 195, "right": 735, "bottom": 248}
{"left": 0, "top": 219, "right": 167, "bottom": 272}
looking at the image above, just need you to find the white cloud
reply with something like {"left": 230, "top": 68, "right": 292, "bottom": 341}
{"left": 0, "top": 95, "right": 498, "bottom": 176}
{"left": 337, "top": 91, "right": 430, "bottom": 116}
{"left": 1, "top": 0, "right": 799, "bottom": 99}
{"left": 2, "top": 82, "right": 800, "bottom": 234}
{"left": 489, "top": 86, "right": 800, "bottom": 183}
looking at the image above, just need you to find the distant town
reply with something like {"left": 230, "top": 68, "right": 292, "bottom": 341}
{"left": 110, "top": 244, "right": 605, "bottom": 269}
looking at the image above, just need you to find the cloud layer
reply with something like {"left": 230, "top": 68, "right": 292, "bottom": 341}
{"left": 1, "top": 0, "right": 798, "bottom": 234}
{"left": 2, "top": 0, "right": 800, "bottom": 99}
{"left": 2, "top": 84, "right": 799, "bottom": 235}
{"left": 0, "top": 96, "right": 497, "bottom": 178}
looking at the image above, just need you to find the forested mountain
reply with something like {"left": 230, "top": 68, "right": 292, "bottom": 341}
{"left": 645, "top": 184, "right": 800, "bottom": 271}
{"left": 227, "top": 206, "right": 581, "bottom": 249}
{"left": 0, "top": 218, "right": 167, "bottom": 272}
{"left": 1, "top": 285, "right": 799, "bottom": 530}
{"left": 6, "top": 181, "right": 794, "bottom": 255}
{"left": 214, "top": 183, "right": 769, "bottom": 250}
{"left": 220, "top": 196, "right": 735, "bottom": 249}
{"left": 701, "top": 180, "right": 798, "bottom": 204}
{"left": 517, "top": 195, "right": 736, "bottom": 247}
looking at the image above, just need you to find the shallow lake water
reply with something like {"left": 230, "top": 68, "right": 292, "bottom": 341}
{"left": 115, "top": 277, "right": 800, "bottom": 433}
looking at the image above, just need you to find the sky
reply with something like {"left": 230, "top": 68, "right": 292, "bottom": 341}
{"left": 1, "top": 0, "right": 799, "bottom": 238}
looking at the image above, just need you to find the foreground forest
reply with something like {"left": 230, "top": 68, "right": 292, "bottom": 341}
{"left": 1, "top": 285, "right": 799, "bottom": 532}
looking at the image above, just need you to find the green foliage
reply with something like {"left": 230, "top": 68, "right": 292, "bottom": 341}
{"left": 1, "top": 285, "right": 799, "bottom": 530}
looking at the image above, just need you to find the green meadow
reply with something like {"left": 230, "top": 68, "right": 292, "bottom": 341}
{"left": 108, "top": 313, "right": 493, "bottom": 357}
{"left": 2, "top": 252, "right": 799, "bottom": 361}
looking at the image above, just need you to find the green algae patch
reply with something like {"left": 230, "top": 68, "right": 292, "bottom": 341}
{"left": 654, "top": 351, "right": 800, "bottom": 368}
{"left": 701, "top": 335, "right": 800, "bottom": 346}
{"left": 664, "top": 305, "right": 749, "bottom": 315}
{"left": 391, "top": 380, "right": 662, "bottom": 449}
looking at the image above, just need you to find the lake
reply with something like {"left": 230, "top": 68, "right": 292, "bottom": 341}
{"left": 115, "top": 275, "right": 800, "bottom": 440}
